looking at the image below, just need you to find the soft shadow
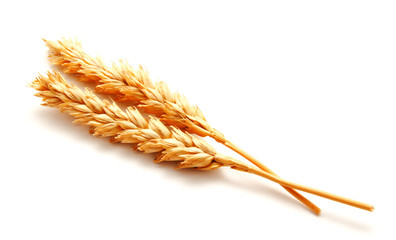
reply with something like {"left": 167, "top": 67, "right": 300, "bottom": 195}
{"left": 31, "top": 107, "right": 318, "bottom": 216}
{"left": 32, "top": 106, "right": 89, "bottom": 137}
{"left": 322, "top": 211, "right": 373, "bottom": 232}
{"left": 158, "top": 162, "right": 227, "bottom": 185}
{"left": 152, "top": 159, "right": 317, "bottom": 215}
{"left": 223, "top": 170, "right": 317, "bottom": 214}
{"left": 31, "top": 107, "right": 155, "bottom": 169}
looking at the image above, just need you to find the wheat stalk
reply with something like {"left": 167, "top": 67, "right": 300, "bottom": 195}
{"left": 43, "top": 38, "right": 321, "bottom": 214}
{"left": 29, "top": 71, "right": 374, "bottom": 212}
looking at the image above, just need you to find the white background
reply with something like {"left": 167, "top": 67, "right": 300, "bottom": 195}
{"left": 0, "top": 1, "right": 395, "bottom": 239}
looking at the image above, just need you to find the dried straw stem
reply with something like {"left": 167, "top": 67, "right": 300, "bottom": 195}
{"left": 43, "top": 38, "right": 320, "bottom": 214}
{"left": 217, "top": 155, "right": 374, "bottom": 212}
{"left": 30, "top": 71, "right": 374, "bottom": 212}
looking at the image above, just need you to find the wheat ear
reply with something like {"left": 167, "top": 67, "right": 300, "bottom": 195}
{"left": 43, "top": 38, "right": 320, "bottom": 214}
{"left": 29, "top": 71, "right": 374, "bottom": 212}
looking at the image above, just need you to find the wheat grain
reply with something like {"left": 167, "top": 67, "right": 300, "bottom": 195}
{"left": 43, "top": 38, "right": 321, "bottom": 214}
{"left": 29, "top": 71, "right": 374, "bottom": 212}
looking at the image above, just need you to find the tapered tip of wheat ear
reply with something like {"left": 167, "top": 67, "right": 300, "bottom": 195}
{"left": 30, "top": 71, "right": 374, "bottom": 213}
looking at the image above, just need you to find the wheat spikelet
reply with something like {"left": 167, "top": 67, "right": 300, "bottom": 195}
{"left": 43, "top": 38, "right": 322, "bottom": 214}
{"left": 29, "top": 71, "right": 374, "bottom": 212}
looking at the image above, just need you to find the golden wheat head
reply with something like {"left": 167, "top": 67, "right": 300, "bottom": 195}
{"left": 44, "top": 38, "right": 226, "bottom": 142}
{"left": 29, "top": 71, "right": 232, "bottom": 170}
